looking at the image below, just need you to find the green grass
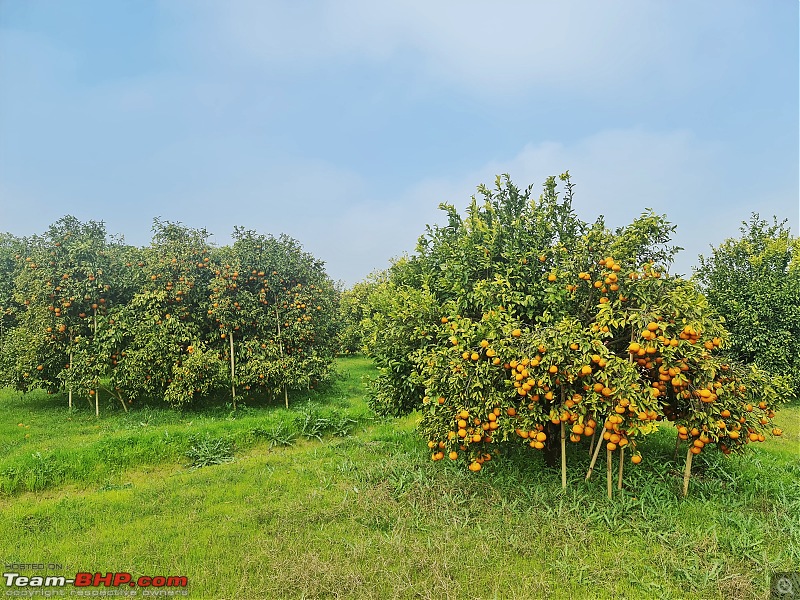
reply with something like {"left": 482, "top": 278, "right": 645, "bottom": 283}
{"left": 0, "top": 356, "right": 376, "bottom": 494}
{"left": 0, "top": 356, "right": 798, "bottom": 599}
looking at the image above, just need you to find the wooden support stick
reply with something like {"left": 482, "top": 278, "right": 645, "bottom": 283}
{"left": 229, "top": 331, "right": 236, "bottom": 410}
{"left": 683, "top": 446, "right": 694, "bottom": 497}
{"left": 560, "top": 421, "right": 567, "bottom": 489}
{"left": 68, "top": 350, "right": 73, "bottom": 410}
{"left": 586, "top": 428, "right": 605, "bottom": 481}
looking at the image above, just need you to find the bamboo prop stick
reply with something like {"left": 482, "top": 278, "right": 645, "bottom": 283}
{"left": 229, "top": 331, "right": 236, "bottom": 410}
{"left": 116, "top": 391, "right": 128, "bottom": 413}
{"left": 586, "top": 424, "right": 605, "bottom": 481}
{"left": 682, "top": 446, "right": 694, "bottom": 497}
{"left": 68, "top": 350, "right": 73, "bottom": 410}
{"left": 276, "top": 305, "right": 289, "bottom": 409}
{"left": 561, "top": 421, "right": 567, "bottom": 489}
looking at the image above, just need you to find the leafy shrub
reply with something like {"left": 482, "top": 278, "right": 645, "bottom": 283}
{"left": 185, "top": 434, "right": 235, "bottom": 469}
{"left": 252, "top": 422, "right": 297, "bottom": 448}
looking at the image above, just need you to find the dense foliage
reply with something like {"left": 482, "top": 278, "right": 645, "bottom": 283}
{"left": 363, "top": 174, "right": 787, "bottom": 493}
{"left": 338, "top": 276, "right": 382, "bottom": 354}
{"left": 0, "top": 217, "right": 339, "bottom": 412}
{"left": 695, "top": 215, "right": 800, "bottom": 401}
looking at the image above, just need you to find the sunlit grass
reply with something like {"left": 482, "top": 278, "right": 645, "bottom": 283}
{"left": 0, "top": 356, "right": 377, "bottom": 494}
{"left": 0, "top": 356, "right": 797, "bottom": 599}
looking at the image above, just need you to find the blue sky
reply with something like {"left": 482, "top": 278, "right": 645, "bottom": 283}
{"left": 1, "top": 1, "right": 797, "bottom": 285}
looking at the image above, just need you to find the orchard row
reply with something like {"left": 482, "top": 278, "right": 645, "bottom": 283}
{"left": 0, "top": 218, "right": 340, "bottom": 413}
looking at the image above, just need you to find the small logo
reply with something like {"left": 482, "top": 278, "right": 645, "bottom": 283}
{"left": 772, "top": 572, "right": 800, "bottom": 599}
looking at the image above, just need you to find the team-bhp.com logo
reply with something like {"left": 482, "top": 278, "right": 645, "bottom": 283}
{"left": 4, "top": 572, "right": 188, "bottom": 595}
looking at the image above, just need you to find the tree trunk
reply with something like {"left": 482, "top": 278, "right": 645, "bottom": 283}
{"left": 543, "top": 421, "right": 560, "bottom": 468}
{"left": 606, "top": 448, "right": 613, "bottom": 499}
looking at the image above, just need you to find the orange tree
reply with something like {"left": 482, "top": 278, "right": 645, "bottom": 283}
{"left": 338, "top": 276, "right": 382, "bottom": 354}
{"left": 207, "top": 229, "right": 338, "bottom": 408}
{"left": 107, "top": 219, "right": 224, "bottom": 409}
{"left": 695, "top": 214, "right": 800, "bottom": 401}
{"left": 366, "top": 174, "right": 785, "bottom": 496}
{"left": 0, "top": 233, "right": 28, "bottom": 385}
{"left": 5, "top": 217, "right": 130, "bottom": 414}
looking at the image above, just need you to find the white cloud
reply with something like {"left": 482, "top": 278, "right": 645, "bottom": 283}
{"left": 168, "top": 0, "right": 755, "bottom": 97}
{"left": 202, "top": 125, "right": 793, "bottom": 286}
{"left": 320, "top": 126, "right": 794, "bottom": 284}
{"left": 260, "top": 128, "right": 732, "bottom": 284}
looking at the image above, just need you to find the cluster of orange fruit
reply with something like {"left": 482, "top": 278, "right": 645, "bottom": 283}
{"left": 426, "top": 406, "right": 515, "bottom": 471}
{"left": 422, "top": 254, "right": 783, "bottom": 475}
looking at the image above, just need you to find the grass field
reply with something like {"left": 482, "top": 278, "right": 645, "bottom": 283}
{"left": 1, "top": 356, "right": 798, "bottom": 599}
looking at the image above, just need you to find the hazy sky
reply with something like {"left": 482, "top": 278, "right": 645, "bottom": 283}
{"left": 1, "top": 1, "right": 797, "bottom": 285}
